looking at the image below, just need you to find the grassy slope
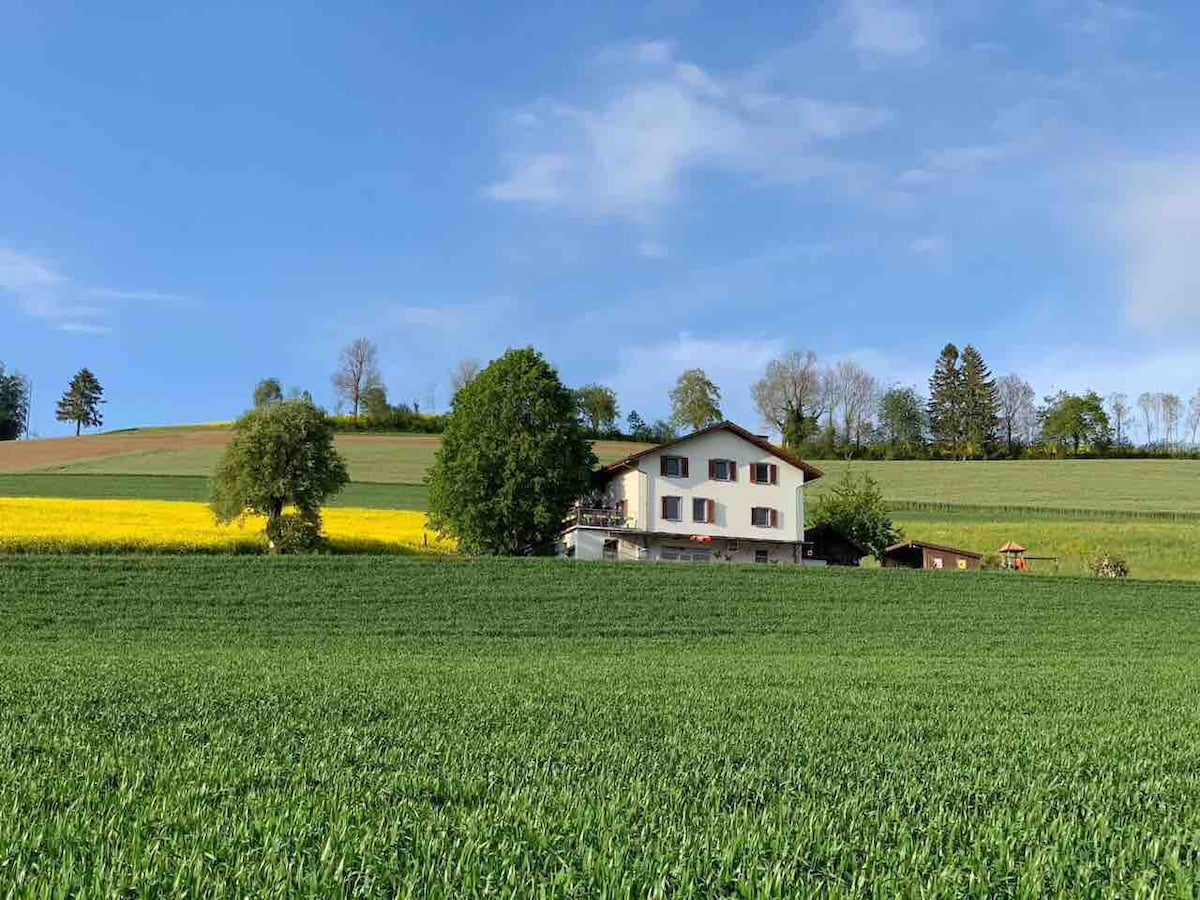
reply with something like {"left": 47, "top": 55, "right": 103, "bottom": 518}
{"left": 2, "top": 557, "right": 1199, "bottom": 895}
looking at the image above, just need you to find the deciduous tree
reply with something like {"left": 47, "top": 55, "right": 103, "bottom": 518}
{"left": 55, "top": 368, "right": 104, "bottom": 436}
{"left": 1041, "top": 391, "right": 1111, "bottom": 456}
{"left": 574, "top": 384, "right": 620, "bottom": 434}
{"left": 253, "top": 378, "right": 284, "bottom": 407}
{"left": 427, "top": 348, "right": 596, "bottom": 555}
{"left": 997, "top": 374, "right": 1035, "bottom": 456}
{"left": 332, "top": 338, "right": 382, "bottom": 419}
{"left": 1107, "top": 393, "right": 1131, "bottom": 447}
{"left": 0, "top": 363, "right": 29, "bottom": 441}
{"left": 210, "top": 398, "right": 349, "bottom": 552}
{"left": 877, "top": 386, "right": 926, "bottom": 454}
{"left": 450, "top": 359, "right": 481, "bottom": 397}
{"left": 751, "top": 350, "right": 824, "bottom": 449}
{"left": 669, "top": 369, "right": 722, "bottom": 433}
{"left": 808, "top": 470, "right": 899, "bottom": 561}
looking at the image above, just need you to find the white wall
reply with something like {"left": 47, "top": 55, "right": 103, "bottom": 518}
{"left": 605, "top": 429, "right": 808, "bottom": 542}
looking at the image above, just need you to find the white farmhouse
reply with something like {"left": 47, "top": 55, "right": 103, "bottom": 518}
{"left": 559, "top": 421, "right": 824, "bottom": 564}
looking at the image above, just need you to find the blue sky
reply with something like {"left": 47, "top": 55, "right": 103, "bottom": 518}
{"left": 3, "top": 0, "right": 1200, "bottom": 436}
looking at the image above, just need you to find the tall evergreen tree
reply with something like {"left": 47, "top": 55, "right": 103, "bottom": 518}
{"left": 927, "top": 344, "right": 964, "bottom": 457}
{"left": 960, "top": 345, "right": 999, "bottom": 457}
{"left": 55, "top": 368, "right": 104, "bottom": 436}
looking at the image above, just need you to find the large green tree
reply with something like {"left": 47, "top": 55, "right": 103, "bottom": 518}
{"left": 427, "top": 348, "right": 596, "bottom": 555}
{"left": 210, "top": 398, "right": 349, "bottom": 551}
{"left": 669, "top": 368, "right": 722, "bottom": 433}
{"left": 960, "top": 345, "right": 999, "bottom": 457}
{"left": 927, "top": 344, "right": 964, "bottom": 458}
{"left": 807, "top": 470, "right": 899, "bottom": 562}
{"left": 574, "top": 384, "right": 620, "bottom": 434}
{"left": 1040, "top": 391, "right": 1111, "bottom": 456}
{"left": 0, "top": 363, "right": 29, "bottom": 441}
{"left": 877, "top": 386, "right": 926, "bottom": 454}
{"left": 55, "top": 368, "right": 104, "bottom": 436}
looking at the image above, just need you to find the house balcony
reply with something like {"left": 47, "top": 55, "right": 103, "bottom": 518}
{"left": 567, "top": 506, "right": 637, "bottom": 531}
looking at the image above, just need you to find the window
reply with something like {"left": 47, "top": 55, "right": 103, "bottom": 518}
{"left": 660, "top": 455, "right": 689, "bottom": 478}
{"left": 932, "top": 557, "right": 944, "bottom": 569}
{"left": 754, "top": 549, "right": 769, "bottom": 564}
{"left": 750, "top": 463, "right": 778, "bottom": 485}
{"left": 708, "top": 459, "right": 737, "bottom": 481}
{"left": 661, "top": 496, "right": 682, "bottom": 521}
{"left": 751, "top": 507, "right": 778, "bottom": 528}
{"left": 692, "top": 498, "right": 715, "bottom": 524}
{"left": 661, "top": 547, "right": 712, "bottom": 563}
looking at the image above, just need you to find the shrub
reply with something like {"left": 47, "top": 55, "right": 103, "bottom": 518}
{"left": 1088, "top": 551, "right": 1129, "bottom": 579}
{"left": 266, "top": 513, "right": 325, "bottom": 555}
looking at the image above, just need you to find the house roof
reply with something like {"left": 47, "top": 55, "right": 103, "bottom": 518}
{"left": 601, "top": 421, "right": 824, "bottom": 482}
{"left": 804, "top": 522, "right": 868, "bottom": 555}
{"left": 884, "top": 540, "right": 982, "bottom": 560}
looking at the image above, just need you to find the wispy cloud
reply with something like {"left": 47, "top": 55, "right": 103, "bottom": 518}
{"left": 605, "top": 332, "right": 785, "bottom": 425}
{"left": 844, "top": 0, "right": 933, "bottom": 60}
{"left": 486, "top": 41, "right": 890, "bottom": 219}
{"left": 1111, "top": 160, "right": 1200, "bottom": 331}
{"left": 0, "top": 247, "right": 181, "bottom": 334}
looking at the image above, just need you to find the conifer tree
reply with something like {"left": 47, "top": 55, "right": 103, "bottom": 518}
{"left": 55, "top": 368, "right": 105, "bottom": 436}
{"left": 927, "top": 344, "right": 964, "bottom": 457}
{"left": 960, "top": 345, "right": 999, "bottom": 457}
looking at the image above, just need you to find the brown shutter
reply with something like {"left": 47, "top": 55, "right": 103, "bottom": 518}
{"left": 681, "top": 457, "right": 689, "bottom": 478}
{"left": 769, "top": 464, "right": 778, "bottom": 485}
{"left": 749, "top": 465, "right": 758, "bottom": 485}
{"left": 770, "top": 508, "right": 779, "bottom": 528}
{"left": 709, "top": 459, "right": 716, "bottom": 479}
{"left": 730, "top": 462, "right": 737, "bottom": 482}
{"left": 660, "top": 457, "right": 668, "bottom": 476}
{"left": 707, "top": 499, "right": 715, "bottom": 524}
{"left": 662, "top": 496, "right": 669, "bottom": 518}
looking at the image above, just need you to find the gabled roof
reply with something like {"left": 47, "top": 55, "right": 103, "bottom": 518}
{"left": 884, "top": 540, "right": 982, "bottom": 560}
{"left": 998, "top": 541, "right": 1027, "bottom": 553}
{"left": 601, "top": 421, "right": 824, "bottom": 482}
{"left": 804, "top": 522, "right": 868, "bottom": 555}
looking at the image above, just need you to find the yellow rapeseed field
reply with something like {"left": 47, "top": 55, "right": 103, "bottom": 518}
{"left": 0, "top": 498, "right": 455, "bottom": 555}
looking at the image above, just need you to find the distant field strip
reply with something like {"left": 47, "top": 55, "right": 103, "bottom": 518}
{"left": 0, "top": 498, "right": 452, "bottom": 554}
{"left": 3, "top": 557, "right": 1200, "bottom": 894}
{"left": 812, "top": 458, "right": 1200, "bottom": 511}
{"left": 888, "top": 499, "right": 1200, "bottom": 521}
{"left": 0, "top": 474, "right": 428, "bottom": 510}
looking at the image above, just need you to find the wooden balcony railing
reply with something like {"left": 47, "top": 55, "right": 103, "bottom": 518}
{"left": 569, "top": 507, "right": 633, "bottom": 529}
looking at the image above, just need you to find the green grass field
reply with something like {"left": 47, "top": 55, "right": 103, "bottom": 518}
{"left": 2, "top": 556, "right": 1199, "bottom": 895}
{"left": 0, "top": 473, "right": 427, "bottom": 510}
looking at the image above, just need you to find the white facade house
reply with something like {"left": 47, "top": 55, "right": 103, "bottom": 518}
{"left": 559, "top": 421, "right": 823, "bottom": 564}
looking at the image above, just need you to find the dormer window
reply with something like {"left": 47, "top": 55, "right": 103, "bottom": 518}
{"left": 660, "top": 455, "right": 689, "bottom": 478}
{"left": 708, "top": 459, "right": 737, "bottom": 481}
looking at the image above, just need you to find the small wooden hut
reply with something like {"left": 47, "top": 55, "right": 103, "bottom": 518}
{"left": 883, "top": 540, "right": 981, "bottom": 571}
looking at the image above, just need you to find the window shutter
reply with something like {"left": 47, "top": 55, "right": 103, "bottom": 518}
{"left": 661, "top": 496, "right": 669, "bottom": 518}
{"left": 730, "top": 462, "right": 737, "bottom": 482}
{"left": 681, "top": 457, "right": 690, "bottom": 478}
{"left": 709, "top": 459, "right": 716, "bottom": 479}
{"left": 769, "top": 464, "right": 778, "bottom": 485}
{"left": 749, "top": 466, "right": 758, "bottom": 485}
{"left": 660, "top": 457, "right": 668, "bottom": 476}
{"left": 770, "top": 508, "right": 779, "bottom": 528}
{"left": 707, "top": 499, "right": 715, "bottom": 524}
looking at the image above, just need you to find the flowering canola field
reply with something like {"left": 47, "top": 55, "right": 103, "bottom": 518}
{"left": 0, "top": 497, "right": 455, "bottom": 554}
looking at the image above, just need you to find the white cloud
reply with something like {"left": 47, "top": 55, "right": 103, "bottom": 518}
{"left": 1113, "top": 161, "right": 1200, "bottom": 331}
{"left": 486, "top": 41, "right": 889, "bottom": 219}
{"left": 0, "top": 246, "right": 178, "bottom": 334}
{"left": 637, "top": 239, "right": 668, "bottom": 259}
{"left": 909, "top": 235, "right": 947, "bottom": 256}
{"left": 845, "top": 0, "right": 932, "bottom": 60}
{"left": 605, "top": 333, "right": 785, "bottom": 425}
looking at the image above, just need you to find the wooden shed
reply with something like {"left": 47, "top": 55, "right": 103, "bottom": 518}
{"left": 802, "top": 523, "right": 867, "bottom": 567}
{"left": 883, "top": 540, "right": 981, "bottom": 571}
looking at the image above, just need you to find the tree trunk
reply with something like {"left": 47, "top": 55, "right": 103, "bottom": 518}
{"left": 76, "top": 420, "right": 81, "bottom": 437}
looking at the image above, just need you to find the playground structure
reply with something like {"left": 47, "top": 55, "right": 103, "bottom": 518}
{"left": 998, "top": 540, "right": 1059, "bottom": 574}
